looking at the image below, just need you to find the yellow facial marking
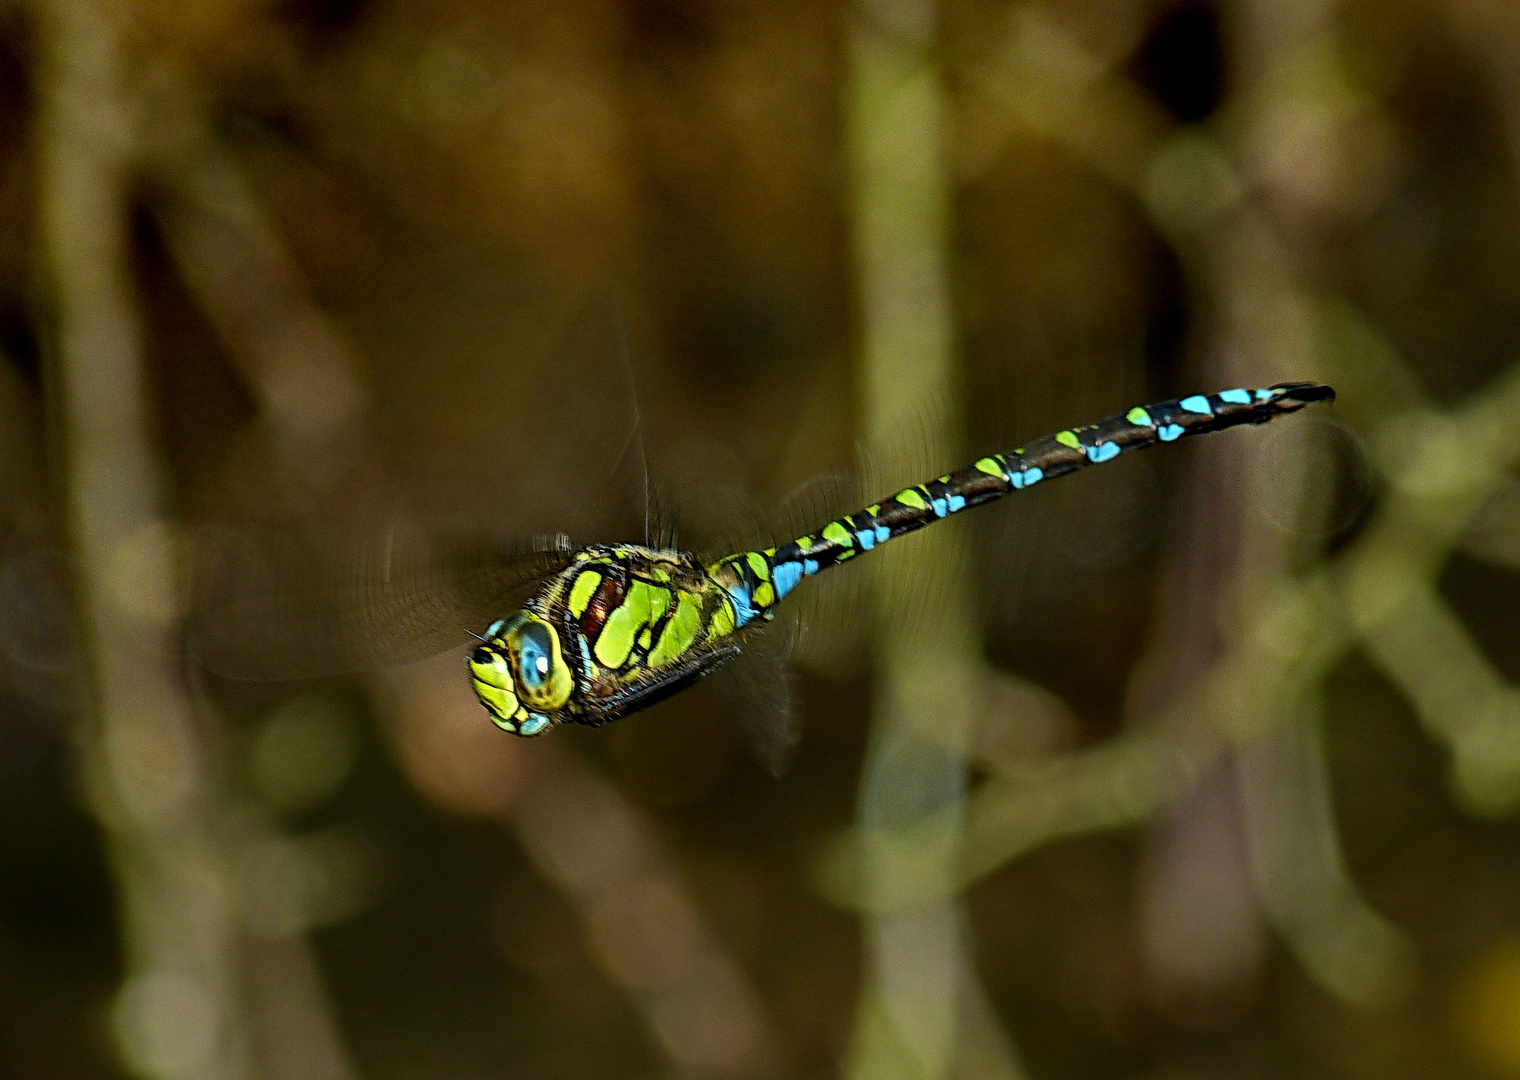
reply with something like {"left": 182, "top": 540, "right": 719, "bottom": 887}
{"left": 469, "top": 648, "right": 512, "bottom": 691}
{"left": 469, "top": 648, "right": 522, "bottom": 725}
{"left": 477, "top": 686, "right": 519, "bottom": 728}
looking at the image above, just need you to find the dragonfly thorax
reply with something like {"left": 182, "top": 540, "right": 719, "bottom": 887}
{"left": 469, "top": 543, "right": 751, "bottom": 734}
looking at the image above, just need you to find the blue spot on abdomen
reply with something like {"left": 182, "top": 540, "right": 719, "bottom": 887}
{"left": 773, "top": 561, "right": 803, "bottom": 599}
{"left": 1219, "top": 388, "right": 1251, "bottom": 404}
{"left": 1180, "top": 395, "right": 1213, "bottom": 415}
{"left": 1159, "top": 424, "right": 1184, "bottom": 441}
{"left": 1086, "top": 442, "right": 1120, "bottom": 463}
{"left": 727, "top": 583, "right": 757, "bottom": 628}
{"left": 947, "top": 494, "right": 966, "bottom": 512}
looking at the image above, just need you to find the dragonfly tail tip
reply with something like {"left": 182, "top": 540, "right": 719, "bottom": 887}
{"left": 1269, "top": 381, "right": 1336, "bottom": 406}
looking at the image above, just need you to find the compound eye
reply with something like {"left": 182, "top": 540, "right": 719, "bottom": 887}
{"left": 515, "top": 622, "right": 553, "bottom": 690}
{"left": 505, "top": 614, "right": 573, "bottom": 712}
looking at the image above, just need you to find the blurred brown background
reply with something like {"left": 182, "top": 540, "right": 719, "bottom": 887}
{"left": 3, "top": 0, "right": 1520, "bottom": 1078}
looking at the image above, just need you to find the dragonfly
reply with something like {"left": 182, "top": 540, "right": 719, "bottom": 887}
{"left": 467, "top": 382, "right": 1334, "bottom": 738}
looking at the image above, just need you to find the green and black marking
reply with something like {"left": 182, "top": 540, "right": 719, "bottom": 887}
{"left": 470, "top": 383, "right": 1334, "bottom": 735}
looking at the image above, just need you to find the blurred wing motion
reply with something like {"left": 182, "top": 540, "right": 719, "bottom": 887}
{"left": 187, "top": 276, "right": 650, "bottom": 683}
{"left": 704, "top": 610, "right": 801, "bottom": 776}
{"left": 188, "top": 521, "right": 576, "bottom": 680}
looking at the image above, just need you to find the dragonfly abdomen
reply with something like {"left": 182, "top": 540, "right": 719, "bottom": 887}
{"left": 706, "top": 382, "right": 1333, "bottom": 631}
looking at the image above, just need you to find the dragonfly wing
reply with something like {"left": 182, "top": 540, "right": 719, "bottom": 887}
{"left": 702, "top": 621, "right": 801, "bottom": 777}
{"left": 188, "top": 522, "right": 575, "bottom": 680}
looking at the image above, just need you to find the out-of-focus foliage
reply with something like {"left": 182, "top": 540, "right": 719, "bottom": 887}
{"left": 8, "top": 0, "right": 1520, "bottom": 1078}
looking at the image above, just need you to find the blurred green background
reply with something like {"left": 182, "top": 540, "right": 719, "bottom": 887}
{"left": 3, "top": 0, "right": 1520, "bottom": 1078}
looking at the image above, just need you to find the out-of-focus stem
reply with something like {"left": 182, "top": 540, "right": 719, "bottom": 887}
{"left": 1236, "top": 685, "right": 1415, "bottom": 1008}
{"left": 958, "top": 0, "right": 1423, "bottom": 1009}
{"left": 814, "top": 573, "right": 1345, "bottom": 905}
{"left": 818, "top": 0, "right": 1520, "bottom": 1024}
{"left": 35, "top": 2, "right": 251, "bottom": 1078}
{"left": 844, "top": 4, "right": 1021, "bottom": 1077}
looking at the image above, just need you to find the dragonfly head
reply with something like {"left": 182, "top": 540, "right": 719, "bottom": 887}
{"left": 468, "top": 612, "right": 573, "bottom": 735}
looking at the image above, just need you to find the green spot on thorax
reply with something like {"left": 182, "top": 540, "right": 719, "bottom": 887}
{"left": 1055, "top": 430, "right": 1080, "bottom": 449}
{"left": 1126, "top": 406, "right": 1152, "bottom": 426}
{"left": 974, "top": 457, "right": 1003, "bottom": 477}
{"left": 649, "top": 592, "right": 701, "bottom": 668}
{"left": 648, "top": 584, "right": 671, "bottom": 624}
{"left": 746, "top": 551, "right": 770, "bottom": 578}
{"left": 709, "top": 596, "right": 736, "bottom": 639}
{"left": 567, "top": 570, "right": 602, "bottom": 618}
{"left": 594, "top": 581, "right": 655, "bottom": 668}
{"left": 896, "top": 488, "right": 927, "bottom": 510}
